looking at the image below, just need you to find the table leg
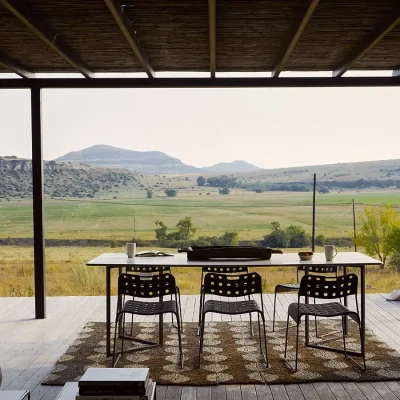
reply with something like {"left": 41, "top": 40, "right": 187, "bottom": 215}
{"left": 159, "top": 269, "right": 163, "bottom": 345}
{"left": 360, "top": 264, "right": 365, "bottom": 357}
{"left": 305, "top": 266, "right": 309, "bottom": 346}
{"left": 343, "top": 266, "right": 348, "bottom": 335}
{"left": 106, "top": 266, "right": 111, "bottom": 357}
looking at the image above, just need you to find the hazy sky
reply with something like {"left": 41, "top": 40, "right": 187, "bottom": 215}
{"left": 1, "top": 74, "right": 399, "bottom": 169}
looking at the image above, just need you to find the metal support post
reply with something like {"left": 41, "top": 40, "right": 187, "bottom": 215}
{"left": 31, "top": 85, "right": 46, "bottom": 319}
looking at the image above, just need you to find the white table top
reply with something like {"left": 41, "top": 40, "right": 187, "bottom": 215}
{"left": 86, "top": 251, "right": 381, "bottom": 268}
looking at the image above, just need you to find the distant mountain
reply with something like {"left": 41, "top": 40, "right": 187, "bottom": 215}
{"left": 57, "top": 144, "right": 200, "bottom": 174}
{"left": 57, "top": 145, "right": 262, "bottom": 174}
{"left": 204, "top": 160, "right": 261, "bottom": 173}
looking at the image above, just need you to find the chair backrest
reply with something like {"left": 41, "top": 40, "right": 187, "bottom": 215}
{"left": 203, "top": 272, "right": 262, "bottom": 298}
{"left": 118, "top": 272, "right": 177, "bottom": 298}
{"left": 297, "top": 265, "right": 339, "bottom": 274}
{"left": 298, "top": 273, "right": 358, "bottom": 300}
{"left": 202, "top": 266, "right": 248, "bottom": 274}
{"left": 126, "top": 265, "right": 171, "bottom": 274}
{"left": 296, "top": 265, "right": 339, "bottom": 282}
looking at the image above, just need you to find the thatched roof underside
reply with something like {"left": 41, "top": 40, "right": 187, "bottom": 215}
{"left": 0, "top": 0, "right": 399, "bottom": 77}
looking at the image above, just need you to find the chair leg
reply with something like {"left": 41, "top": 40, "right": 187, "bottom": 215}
{"left": 314, "top": 297, "right": 318, "bottom": 338}
{"left": 273, "top": 291, "right": 277, "bottom": 332}
{"left": 121, "top": 313, "right": 126, "bottom": 358}
{"left": 198, "top": 311, "right": 206, "bottom": 368}
{"left": 174, "top": 312, "right": 184, "bottom": 369}
{"left": 112, "top": 313, "right": 123, "bottom": 368}
{"left": 248, "top": 295, "right": 253, "bottom": 336}
{"left": 257, "top": 313, "right": 262, "bottom": 353}
{"left": 260, "top": 311, "right": 268, "bottom": 368}
{"left": 284, "top": 313, "right": 290, "bottom": 358}
{"left": 130, "top": 314, "right": 134, "bottom": 336}
{"left": 358, "top": 319, "right": 367, "bottom": 370}
{"left": 177, "top": 287, "right": 184, "bottom": 332}
{"left": 295, "top": 322, "right": 300, "bottom": 373}
{"left": 197, "top": 287, "right": 204, "bottom": 336}
{"left": 342, "top": 316, "right": 347, "bottom": 358}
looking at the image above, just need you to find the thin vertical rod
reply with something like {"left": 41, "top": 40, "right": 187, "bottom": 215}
{"left": 31, "top": 86, "right": 46, "bottom": 319}
{"left": 312, "top": 174, "right": 316, "bottom": 252}
{"left": 353, "top": 199, "right": 357, "bottom": 252}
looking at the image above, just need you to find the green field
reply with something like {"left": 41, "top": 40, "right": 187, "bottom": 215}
{"left": 0, "top": 189, "right": 399, "bottom": 296}
{"left": 0, "top": 189, "right": 398, "bottom": 241}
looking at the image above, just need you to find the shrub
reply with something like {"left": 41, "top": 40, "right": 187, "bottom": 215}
{"left": 315, "top": 234, "right": 326, "bottom": 246}
{"left": 110, "top": 239, "right": 119, "bottom": 248}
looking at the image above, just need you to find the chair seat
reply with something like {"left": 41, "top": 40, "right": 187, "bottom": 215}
{"left": 204, "top": 299, "right": 261, "bottom": 315}
{"left": 288, "top": 301, "right": 360, "bottom": 324}
{"left": 121, "top": 299, "right": 178, "bottom": 315}
{"left": 275, "top": 283, "right": 300, "bottom": 293}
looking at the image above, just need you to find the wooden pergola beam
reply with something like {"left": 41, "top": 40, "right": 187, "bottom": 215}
{"left": 104, "top": 0, "right": 154, "bottom": 78}
{"left": 0, "top": 50, "right": 35, "bottom": 78}
{"left": 393, "top": 68, "right": 400, "bottom": 77}
{"left": 333, "top": 9, "right": 400, "bottom": 78}
{"left": 0, "top": 0, "right": 93, "bottom": 78}
{"left": 272, "top": 0, "right": 320, "bottom": 78}
{"left": 208, "top": 0, "right": 216, "bottom": 78}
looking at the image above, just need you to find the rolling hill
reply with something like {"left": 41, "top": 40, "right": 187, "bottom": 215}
{"left": 57, "top": 145, "right": 261, "bottom": 174}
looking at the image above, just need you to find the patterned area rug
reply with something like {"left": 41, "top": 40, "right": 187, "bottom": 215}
{"left": 43, "top": 320, "right": 400, "bottom": 385}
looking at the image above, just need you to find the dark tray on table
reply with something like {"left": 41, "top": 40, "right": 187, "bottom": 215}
{"left": 178, "top": 246, "right": 283, "bottom": 261}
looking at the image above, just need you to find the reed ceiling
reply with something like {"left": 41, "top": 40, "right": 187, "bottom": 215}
{"left": 0, "top": 0, "right": 399, "bottom": 77}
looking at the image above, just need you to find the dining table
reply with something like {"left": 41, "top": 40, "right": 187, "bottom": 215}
{"left": 86, "top": 251, "right": 381, "bottom": 359}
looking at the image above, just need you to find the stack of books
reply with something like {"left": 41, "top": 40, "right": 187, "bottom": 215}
{"left": 76, "top": 368, "right": 155, "bottom": 400}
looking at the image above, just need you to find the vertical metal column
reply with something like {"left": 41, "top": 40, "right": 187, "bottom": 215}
{"left": 311, "top": 173, "right": 316, "bottom": 252}
{"left": 31, "top": 85, "right": 46, "bottom": 319}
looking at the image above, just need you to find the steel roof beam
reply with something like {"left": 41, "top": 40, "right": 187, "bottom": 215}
{"left": 0, "top": 0, "right": 93, "bottom": 78}
{"left": 272, "top": 0, "right": 320, "bottom": 78}
{"left": 0, "top": 50, "right": 35, "bottom": 78}
{"left": 104, "top": 0, "right": 154, "bottom": 78}
{"left": 0, "top": 76, "right": 400, "bottom": 89}
{"left": 208, "top": 0, "right": 216, "bottom": 78}
{"left": 333, "top": 8, "right": 400, "bottom": 78}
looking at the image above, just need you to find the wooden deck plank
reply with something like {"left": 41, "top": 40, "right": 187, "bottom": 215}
{"left": 156, "top": 385, "right": 168, "bottom": 400}
{"left": 327, "top": 381, "right": 359, "bottom": 400}
{"left": 196, "top": 386, "right": 211, "bottom": 400}
{"left": 300, "top": 383, "right": 320, "bottom": 400}
{"left": 254, "top": 384, "right": 273, "bottom": 400}
{"left": 165, "top": 385, "right": 183, "bottom": 400}
{"left": 240, "top": 385, "right": 257, "bottom": 400}
{"left": 181, "top": 386, "right": 197, "bottom": 400}
{"left": 211, "top": 385, "right": 227, "bottom": 400}
{"left": 312, "top": 382, "right": 336, "bottom": 400}
{"left": 270, "top": 384, "right": 289, "bottom": 400}
{"left": 381, "top": 382, "right": 400, "bottom": 399}
{"left": 357, "top": 382, "right": 385, "bottom": 400}
{"left": 285, "top": 384, "right": 305, "bottom": 399}
{"left": 369, "top": 382, "right": 399, "bottom": 400}
{"left": 226, "top": 385, "right": 242, "bottom": 400}
{"left": 341, "top": 382, "right": 368, "bottom": 400}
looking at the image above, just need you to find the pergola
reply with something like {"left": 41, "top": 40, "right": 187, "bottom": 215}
{"left": 1, "top": 0, "right": 399, "bottom": 319}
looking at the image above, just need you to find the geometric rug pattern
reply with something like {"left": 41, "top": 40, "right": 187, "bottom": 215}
{"left": 43, "top": 320, "right": 400, "bottom": 386}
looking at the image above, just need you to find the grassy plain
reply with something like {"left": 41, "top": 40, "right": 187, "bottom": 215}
{"left": 0, "top": 189, "right": 398, "bottom": 241}
{"left": 0, "top": 245, "right": 397, "bottom": 297}
{"left": 0, "top": 189, "right": 398, "bottom": 296}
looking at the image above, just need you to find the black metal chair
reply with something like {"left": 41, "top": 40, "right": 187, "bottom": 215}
{"left": 284, "top": 273, "right": 365, "bottom": 372}
{"left": 112, "top": 272, "right": 183, "bottom": 368}
{"left": 126, "top": 265, "right": 183, "bottom": 331}
{"left": 198, "top": 272, "right": 268, "bottom": 368}
{"left": 273, "top": 265, "right": 339, "bottom": 332}
{"left": 197, "top": 265, "right": 251, "bottom": 335}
